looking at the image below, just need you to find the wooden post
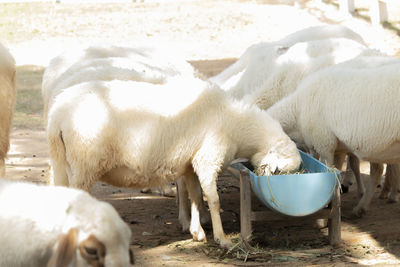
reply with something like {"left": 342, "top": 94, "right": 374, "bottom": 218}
{"left": 339, "top": 0, "right": 355, "bottom": 14}
{"left": 328, "top": 184, "right": 341, "bottom": 246}
{"left": 240, "top": 169, "right": 252, "bottom": 242}
{"left": 370, "top": 0, "right": 388, "bottom": 26}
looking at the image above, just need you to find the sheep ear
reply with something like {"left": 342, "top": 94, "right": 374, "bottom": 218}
{"left": 228, "top": 158, "right": 250, "bottom": 178}
{"left": 47, "top": 228, "right": 78, "bottom": 267}
{"left": 230, "top": 158, "right": 248, "bottom": 165}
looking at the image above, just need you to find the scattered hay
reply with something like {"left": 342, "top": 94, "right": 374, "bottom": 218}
{"left": 201, "top": 236, "right": 274, "bottom": 263}
{"left": 168, "top": 233, "right": 350, "bottom": 264}
{"left": 168, "top": 235, "right": 274, "bottom": 262}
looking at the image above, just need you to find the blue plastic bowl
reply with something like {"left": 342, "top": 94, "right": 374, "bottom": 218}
{"left": 233, "top": 150, "right": 339, "bottom": 217}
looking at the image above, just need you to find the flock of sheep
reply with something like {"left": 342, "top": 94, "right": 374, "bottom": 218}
{"left": 0, "top": 23, "right": 399, "bottom": 266}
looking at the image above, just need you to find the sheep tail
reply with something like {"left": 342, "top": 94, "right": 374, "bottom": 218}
{"left": 47, "top": 127, "right": 69, "bottom": 186}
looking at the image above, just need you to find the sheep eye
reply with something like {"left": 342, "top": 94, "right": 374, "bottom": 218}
{"left": 83, "top": 246, "right": 99, "bottom": 259}
{"left": 79, "top": 234, "right": 106, "bottom": 266}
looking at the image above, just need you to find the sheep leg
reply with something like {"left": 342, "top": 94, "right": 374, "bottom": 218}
{"left": 199, "top": 197, "right": 210, "bottom": 225}
{"left": 334, "top": 153, "right": 346, "bottom": 170}
{"left": 387, "top": 164, "right": 400, "bottom": 203}
{"left": 318, "top": 151, "right": 335, "bottom": 168}
{"left": 338, "top": 155, "right": 352, "bottom": 193}
{"left": 352, "top": 163, "right": 384, "bottom": 217}
{"left": 334, "top": 153, "right": 352, "bottom": 193}
{"left": 177, "top": 177, "right": 211, "bottom": 233}
{"left": 182, "top": 178, "right": 210, "bottom": 225}
{"left": 197, "top": 173, "right": 232, "bottom": 248}
{"left": 379, "top": 174, "right": 391, "bottom": 199}
{"left": 348, "top": 154, "right": 364, "bottom": 198}
{"left": 313, "top": 152, "right": 340, "bottom": 229}
{"left": 379, "top": 165, "right": 391, "bottom": 199}
{"left": 176, "top": 178, "right": 190, "bottom": 233}
{"left": 48, "top": 131, "right": 71, "bottom": 187}
{"left": 190, "top": 179, "right": 210, "bottom": 225}
{"left": 183, "top": 172, "right": 207, "bottom": 242}
{"left": 49, "top": 158, "right": 69, "bottom": 187}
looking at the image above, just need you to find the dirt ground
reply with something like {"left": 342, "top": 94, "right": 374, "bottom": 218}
{"left": 3, "top": 0, "right": 400, "bottom": 266}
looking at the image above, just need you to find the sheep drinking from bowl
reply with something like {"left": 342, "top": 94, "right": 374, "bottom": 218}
{"left": 46, "top": 75, "right": 301, "bottom": 248}
{"left": 210, "top": 25, "right": 388, "bottom": 202}
{"left": 210, "top": 26, "right": 374, "bottom": 198}
{"left": 179, "top": 26, "right": 373, "bottom": 233}
{"left": 267, "top": 55, "right": 400, "bottom": 217}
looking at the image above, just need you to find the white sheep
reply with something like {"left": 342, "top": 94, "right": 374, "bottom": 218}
{"left": 210, "top": 37, "right": 378, "bottom": 202}
{"left": 267, "top": 55, "right": 400, "bottom": 217}
{"left": 46, "top": 74, "right": 301, "bottom": 248}
{"left": 0, "top": 42, "right": 16, "bottom": 178}
{"left": 210, "top": 24, "right": 366, "bottom": 94}
{"left": 311, "top": 55, "right": 400, "bottom": 201}
{"left": 42, "top": 45, "right": 197, "bottom": 197}
{"left": 0, "top": 179, "right": 133, "bottom": 267}
{"left": 240, "top": 38, "right": 377, "bottom": 109}
{"left": 243, "top": 39, "right": 378, "bottom": 199}
{"left": 212, "top": 30, "right": 379, "bottom": 200}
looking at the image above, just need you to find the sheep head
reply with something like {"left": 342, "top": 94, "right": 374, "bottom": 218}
{"left": 47, "top": 228, "right": 134, "bottom": 267}
{"left": 251, "top": 140, "right": 301, "bottom": 176}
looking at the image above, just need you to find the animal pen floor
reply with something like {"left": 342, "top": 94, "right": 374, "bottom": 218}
{"left": 6, "top": 128, "right": 400, "bottom": 266}
{"left": 3, "top": 0, "right": 400, "bottom": 266}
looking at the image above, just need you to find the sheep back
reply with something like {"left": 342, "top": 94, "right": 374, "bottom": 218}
{"left": 270, "top": 56, "right": 400, "bottom": 163}
{"left": 42, "top": 45, "right": 196, "bottom": 121}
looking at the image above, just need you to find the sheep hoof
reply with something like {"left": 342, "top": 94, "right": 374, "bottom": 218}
{"left": 352, "top": 207, "right": 366, "bottom": 218}
{"left": 216, "top": 237, "right": 233, "bottom": 249}
{"left": 191, "top": 229, "right": 207, "bottom": 242}
{"left": 388, "top": 194, "right": 399, "bottom": 203}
